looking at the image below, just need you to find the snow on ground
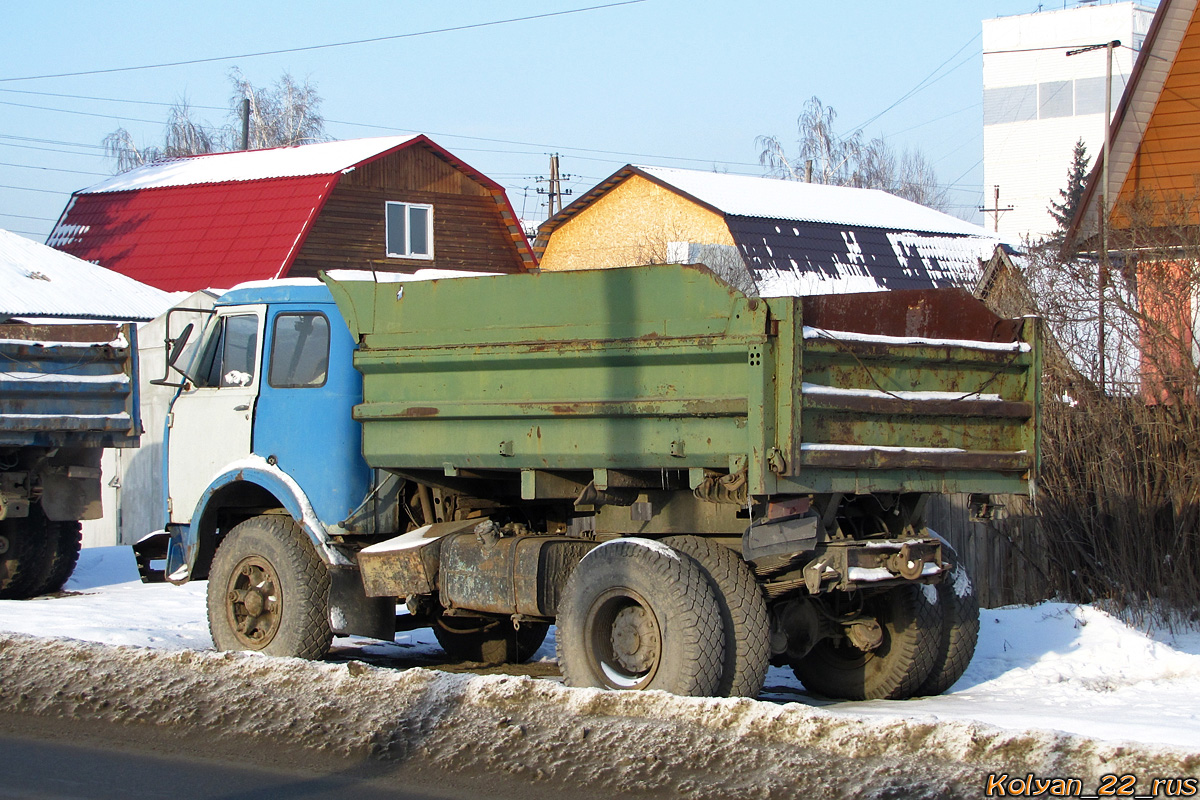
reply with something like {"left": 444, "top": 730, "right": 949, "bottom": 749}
{"left": 3, "top": 546, "right": 1200, "bottom": 763}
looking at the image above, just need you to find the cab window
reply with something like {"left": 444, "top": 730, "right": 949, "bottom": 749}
{"left": 195, "top": 314, "right": 259, "bottom": 388}
{"left": 268, "top": 313, "right": 330, "bottom": 388}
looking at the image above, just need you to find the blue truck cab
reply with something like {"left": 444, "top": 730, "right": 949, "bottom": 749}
{"left": 143, "top": 280, "right": 394, "bottom": 644}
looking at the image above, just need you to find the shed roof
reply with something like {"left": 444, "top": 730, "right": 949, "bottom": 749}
{"left": 539, "top": 165, "right": 990, "bottom": 242}
{"left": 0, "top": 228, "right": 173, "bottom": 321}
{"left": 47, "top": 135, "right": 535, "bottom": 293}
{"left": 634, "top": 166, "right": 988, "bottom": 236}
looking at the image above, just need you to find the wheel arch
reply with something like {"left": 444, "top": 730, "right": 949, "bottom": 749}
{"left": 180, "top": 463, "right": 351, "bottom": 581}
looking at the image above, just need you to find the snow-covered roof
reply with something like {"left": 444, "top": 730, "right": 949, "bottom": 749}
{"left": 80, "top": 135, "right": 422, "bottom": 194}
{"left": 0, "top": 229, "right": 173, "bottom": 321}
{"left": 636, "top": 165, "right": 989, "bottom": 236}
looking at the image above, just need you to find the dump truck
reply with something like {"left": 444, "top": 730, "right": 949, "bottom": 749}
{"left": 136, "top": 265, "right": 1039, "bottom": 700}
{"left": 0, "top": 323, "right": 140, "bottom": 598}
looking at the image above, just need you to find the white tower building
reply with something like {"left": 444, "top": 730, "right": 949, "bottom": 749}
{"left": 982, "top": 1, "right": 1156, "bottom": 241}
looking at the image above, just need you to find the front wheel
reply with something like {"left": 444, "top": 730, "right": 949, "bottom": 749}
{"left": 207, "top": 514, "right": 332, "bottom": 660}
{"left": 556, "top": 538, "right": 724, "bottom": 697}
{"left": 792, "top": 584, "right": 942, "bottom": 700}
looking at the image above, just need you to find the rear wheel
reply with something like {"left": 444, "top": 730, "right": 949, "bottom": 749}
{"left": 557, "top": 538, "right": 724, "bottom": 696}
{"left": 793, "top": 584, "right": 941, "bottom": 700}
{"left": 663, "top": 535, "right": 769, "bottom": 698}
{"left": 433, "top": 614, "right": 549, "bottom": 664}
{"left": 0, "top": 508, "right": 53, "bottom": 600}
{"left": 29, "top": 520, "right": 82, "bottom": 596}
{"left": 207, "top": 515, "right": 332, "bottom": 660}
{"left": 916, "top": 556, "right": 980, "bottom": 696}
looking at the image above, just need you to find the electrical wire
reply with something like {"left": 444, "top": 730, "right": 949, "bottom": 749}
{"left": 0, "top": 2, "right": 647, "bottom": 83}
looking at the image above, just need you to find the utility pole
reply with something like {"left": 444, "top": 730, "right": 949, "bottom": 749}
{"left": 1067, "top": 39, "right": 1120, "bottom": 393}
{"left": 979, "top": 185, "right": 1014, "bottom": 233}
{"left": 240, "top": 98, "right": 251, "bottom": 151}
{"left": 537, "top": 154, "right": 574, "bottom": 217}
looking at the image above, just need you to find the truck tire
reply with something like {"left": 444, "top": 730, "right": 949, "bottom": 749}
{"left": 0, "top": 509, "right": 53, "bottom": 600}
{"left": 433, "top": 615, "right": 549, "bottom": 665}
{"left": 916, "top": 557, "right": 980, "bottom": 696}
{"left": 793, "top": 584, "right": 941, "bottom": 700}
{"left": 207, "top": 515, "right": 332, "bottom": 660}
{"left": 556, "top": 538, "right": 724, "bottom": 696}
{"left": 663, "top": 535, "right": 769, "bottom": 698}
{"left": 29, "top": 520, "right": 83, "bottom": 596}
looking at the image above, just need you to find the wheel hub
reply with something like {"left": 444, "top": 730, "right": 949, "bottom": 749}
{"left": 610, "top": 605, "right": 658, "bottom": 674}
{"left": 225, "top": 556, "right": 281, "bottom": 649}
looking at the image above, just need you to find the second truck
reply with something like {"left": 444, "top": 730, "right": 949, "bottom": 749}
{"left": 136, "top": 264, "right": 1039, "bottom": 700}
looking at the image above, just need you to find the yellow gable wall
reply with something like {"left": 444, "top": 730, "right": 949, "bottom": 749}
{"left": 538, "top": 174, "right": 735, "bottom": 271}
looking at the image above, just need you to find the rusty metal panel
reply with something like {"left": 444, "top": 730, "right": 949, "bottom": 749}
{"left": 513, "top": 538, "right": 597, "bottom": 616}
{"left": 439, "top": 533, "right": 596, "bottom": 616}
{"left": 356, "top": 519, "right": 479, "bottom": 598}
{"left": 326, "top": 266, "right": 1041, "bottom": 500}
{"left": 0, "top": 322, "right": 141, "bottom": 449}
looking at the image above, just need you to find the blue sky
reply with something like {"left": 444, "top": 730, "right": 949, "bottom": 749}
{"left": 1, "top": 1, "right": 1139, "bottom": 242}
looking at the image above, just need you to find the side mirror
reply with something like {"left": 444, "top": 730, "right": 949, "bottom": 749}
{"left": 168, "top": 323, "right": 194, "bottom": 369}
{"left": 151, "top": 308, "right": 214, "bottom": 388}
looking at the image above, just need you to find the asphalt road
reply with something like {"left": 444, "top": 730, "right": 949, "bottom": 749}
{"left": 0, "top": 730, "right": 472, "bottom": 800}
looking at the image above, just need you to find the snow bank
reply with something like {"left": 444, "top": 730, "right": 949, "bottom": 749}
{"left": 1, "top": 632, "right": 1195, "bottom": 800}
{"left": 3, "top": 547, "right": 1200, "bottom": 797}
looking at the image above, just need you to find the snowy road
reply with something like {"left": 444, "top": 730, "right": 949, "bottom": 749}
{"left": 0, "top": 547, "right": 1198, "bottom": 799}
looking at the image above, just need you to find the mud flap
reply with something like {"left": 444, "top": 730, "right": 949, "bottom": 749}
{"left": 329, "top": 566, "right": 395, "bottom": 641}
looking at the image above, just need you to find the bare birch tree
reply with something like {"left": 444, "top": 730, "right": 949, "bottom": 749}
{"left": 104, "top": 69, "right": 329, "bottom": 172}
{"left": 757, "top": 96, "right": 949, "bottom": 211}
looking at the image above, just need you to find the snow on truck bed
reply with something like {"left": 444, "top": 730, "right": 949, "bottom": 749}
{"left": 0, "top": 547, "right": 1197, "bottom": 797}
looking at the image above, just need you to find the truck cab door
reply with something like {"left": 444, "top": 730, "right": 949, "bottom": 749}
{"left": 166, "top": 306, "right": 265, "bottom": 524}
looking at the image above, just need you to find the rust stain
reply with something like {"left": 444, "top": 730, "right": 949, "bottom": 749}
{"left": 403, "top": 407, "right": 440, "bottom": 417}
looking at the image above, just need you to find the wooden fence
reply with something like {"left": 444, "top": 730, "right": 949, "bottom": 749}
{"left": 924, "top": 493, "right": 1054, "bottom": 609}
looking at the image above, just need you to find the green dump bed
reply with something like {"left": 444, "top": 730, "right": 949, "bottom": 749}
{"left": 325, "top": 265, "right": 1039, "bottom": 498}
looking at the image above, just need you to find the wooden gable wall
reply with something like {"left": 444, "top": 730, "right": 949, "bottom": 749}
{"left": 288, "top": 142, "right": 526, "bottom": 278}
{"left": 537, "top": 174, "right": 734, "bottom": 272}
{"left": 1114, "top": 5, "right": 1200, "bottom": 226}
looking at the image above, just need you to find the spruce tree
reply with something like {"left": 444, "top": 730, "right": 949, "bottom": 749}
{"left": 1048, "top": 139, "right": 1091, "bottom": 236}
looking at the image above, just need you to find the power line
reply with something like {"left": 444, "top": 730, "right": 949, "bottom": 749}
{"left": 1, "top": 2, "right": 647, "bottom": 83}
{"left": 0, "top": 99, "right": 175, "bottom": 125}
{"left": 0, "top": 161, "right": 106, "bottom": 176}
{"left": 0, "top": 87, "right": 225, "bottom": 112}
{"left": 0, "top": 212, "right": 57, "bottom": 221}
{"left": 0, "top": 184, "right": 72, "bottom": 195}
{"left": 849, "top": 32, "right": 981, "bottom": 131}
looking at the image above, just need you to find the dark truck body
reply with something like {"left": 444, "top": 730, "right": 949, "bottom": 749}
{"left": 0, "top": 323, "right": 140, "bottom": 598}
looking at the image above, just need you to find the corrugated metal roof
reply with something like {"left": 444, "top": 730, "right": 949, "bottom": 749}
{"left": 80, "top": 135, "right": 422, "bottom": 193}
{"left": 47, "top": 135, "right": 536, "bottom": 292}
{"left": 636, "top": 166, "right": 991, "bottom": 236}
{"left": 730, "top": 218, "right": 995, "bottom": 297}
{"left": 49, "top": 175, "right": 338, "bottom": 292}
{"left": 0, "top": 229, "right": 173, "bottom": 321}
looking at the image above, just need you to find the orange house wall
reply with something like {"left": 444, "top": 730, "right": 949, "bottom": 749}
{"left": 537, "top": 175, "right": 735, "bottom": 272}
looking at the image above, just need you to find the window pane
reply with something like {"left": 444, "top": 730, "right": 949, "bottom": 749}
{"left": 220, "top": 314, "right": 258, "bottom": 387}
{"left": 983, "top": 85, "right": 1036, "bottom": 126}
{"left": 1039, "top": 80, "right": 1072, "bottom": 119}
{"left": 408, "top": 206, "right": 430, "bottom": 255}
{"left": 386, "top": 202, "right": 407, "bottom": 257}
{"left": 269, "top": 313, "right": 330, "bottom": 388}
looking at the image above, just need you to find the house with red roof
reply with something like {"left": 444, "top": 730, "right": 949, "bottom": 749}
{"left": 47, "top": 135, "right": 535, "bottom": 292}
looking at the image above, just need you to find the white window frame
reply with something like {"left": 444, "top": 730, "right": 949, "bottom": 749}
{"left": 385, "top": 201, "right": 434, "bottom": 260}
